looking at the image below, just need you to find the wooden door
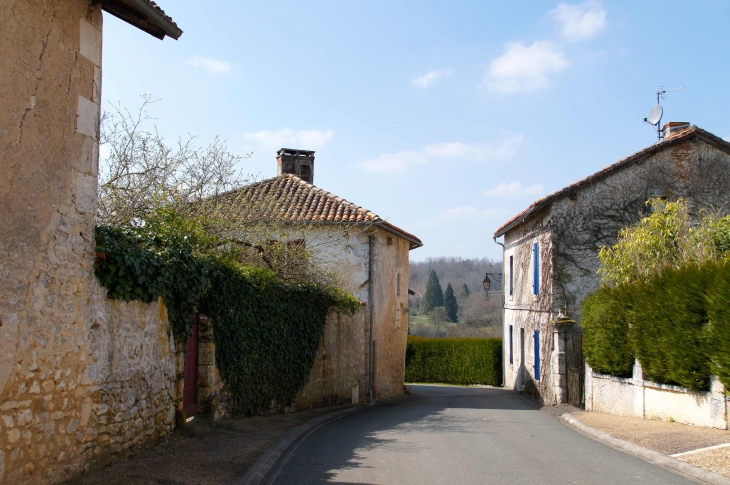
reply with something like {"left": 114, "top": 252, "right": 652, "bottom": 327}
{"left": 566, "top": 325, "right": 584, "bottom": 408}
{"left": 183, "top": 315, "right": 199, "bottom": 418}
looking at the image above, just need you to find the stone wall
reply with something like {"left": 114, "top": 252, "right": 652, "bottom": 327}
{"left": 296, "top": 309, "right": 368, "bottom": 408}
{"left": 0, "top": 3, "right": 183, "bottom": 483}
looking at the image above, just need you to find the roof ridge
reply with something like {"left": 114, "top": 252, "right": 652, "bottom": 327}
{"left": 494, "top": 125, "right": 730, "bottom": 237}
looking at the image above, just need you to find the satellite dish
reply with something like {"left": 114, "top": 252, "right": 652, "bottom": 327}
{"left": 647, "top": 104, "right": 663, "bottom": 125}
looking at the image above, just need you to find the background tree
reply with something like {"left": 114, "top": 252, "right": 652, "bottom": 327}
{"left": 422, "top": 269, "right": 444, "bottom": 313}
{"left": 461, "top": 283, "right": 470, "bottom": 298}
{"left": 444, "top": 282, "right": 458, "bottom": 322}
{"left": 429, "top": 307, "right": 450, "bottom": 337}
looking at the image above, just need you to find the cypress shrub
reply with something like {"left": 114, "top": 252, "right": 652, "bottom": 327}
{"left": 582, "top": 286, "right": 634, "bottom": 377}
{"left": 405, "top": 337, "right": 502, "bottom": 386}
{"left": 629, "top": 264, "right": 713, "bottom": 390}
{"left": 706, "top": 261, "right": 730, "bottom": 390}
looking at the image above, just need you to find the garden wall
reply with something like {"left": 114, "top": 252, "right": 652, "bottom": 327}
{"left": 585, "top": 361, "right": 729, "bottom": 429}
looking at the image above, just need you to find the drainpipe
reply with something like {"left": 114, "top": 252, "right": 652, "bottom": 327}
{"left": 493, "top": 236, "right": 506, "bottom": 388}
{"left": 367, "top": 231, "right": 375, "bottom": 403}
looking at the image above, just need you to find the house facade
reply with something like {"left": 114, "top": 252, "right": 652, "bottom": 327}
{"left": 215, "top": 149, "right": 423, "bottom": 406}
{"left": 494, "top": 124, "right": 730, "bottom": 410}
{"left": 0, "top": 2, "right": 183, "bottom": 483}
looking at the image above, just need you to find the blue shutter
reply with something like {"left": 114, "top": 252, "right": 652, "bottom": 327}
{"left": 533, "top": 243, "right": 540, "bottom": 295}
{"left": 534, "top": 330, "right": 540, "bottom": 380}
{"left": 509, "top": 256, "right": 514, "bottom": 296}
{"left": 509, "top": 325, "right": 513, "bottom": 364}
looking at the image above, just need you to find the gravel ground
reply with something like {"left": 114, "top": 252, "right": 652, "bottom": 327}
{"left": 572, "top": 412, "right": 730, "bottom": 455}
{"left": 69, "top": 406, "right": 348, "bottom": 485}
{"left": 677, "top": 446, "right": 730, "bottom": 478}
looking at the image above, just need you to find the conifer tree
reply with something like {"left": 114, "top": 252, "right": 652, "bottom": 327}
{"left": 461, "top": 283, "right": 470, "bottom": 297}
{"left": 444, "top": 282, "right": 458, "bottom": 322}
{"left": 422, "top": 269, "right": 444, "bottom": 313}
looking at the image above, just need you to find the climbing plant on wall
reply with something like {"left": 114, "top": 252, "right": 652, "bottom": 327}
{"left": 94, "top": 210, "right": 359, "bottom": 415}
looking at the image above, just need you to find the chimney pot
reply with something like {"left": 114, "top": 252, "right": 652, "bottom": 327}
{"left": 277, "top": 148, "right": 315, "bottom": 184}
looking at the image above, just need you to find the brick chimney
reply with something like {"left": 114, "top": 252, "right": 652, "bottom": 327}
{"left": 662, "top": 122, "right": 691, "bottom": 140}
{"left": 277, "top": 148, "right": 315, "bottom": 184}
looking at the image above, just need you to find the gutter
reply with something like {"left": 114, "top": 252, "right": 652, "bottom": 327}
{"left": 99, "top": 0, "right": 183, "bottom": 40}
{"left": 367, "top": 231, "right": 375, "bottom": 403}
{"left": 493, "top": 236, "right": 506, "bottom": 388}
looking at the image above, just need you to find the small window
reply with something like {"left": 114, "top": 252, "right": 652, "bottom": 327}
{"left": 509, "top": 325, "right": 513, "bottom": 365}
{"left": 387, "top": 237, "right": 393, "bottom": 246}
{"left": 396, "top": 273, "right": 401, "bottom": 296}
{"left": 533, "top": 243, "right": 540, "bottom": 295}
{"left": 509, "top": 256, "right": 514, "bottom": 296}
{"left": 534, "top": 330, "right": 540, "bottom": 380}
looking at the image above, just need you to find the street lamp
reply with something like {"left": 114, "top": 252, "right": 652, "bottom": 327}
{"left": 482, "top": 273, "right": 503, "bottom": 294}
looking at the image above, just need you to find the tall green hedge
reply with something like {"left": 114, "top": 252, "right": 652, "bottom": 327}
{"left": 583, "top": 261, "right": 729, "bottom": 392}
{"left": 629, "top": 264, "right": 713, "bottom": 390}
{"left": 405, "top": 337, "right": 502, "bottom": 386}
{"left": 582, "top": 286, "right": 634, "bottom": 378}
{"left": 706, "top": 262, "right": 730, "bottom": 389}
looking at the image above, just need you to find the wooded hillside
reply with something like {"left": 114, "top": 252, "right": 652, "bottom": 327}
{"left": 408, "top": 257, "right": 503, "bottom": 338}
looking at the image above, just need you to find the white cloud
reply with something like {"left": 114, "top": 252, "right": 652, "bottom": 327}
{"left": 412, "top": 69, "right": 453, "bottom": 89}
{"left": 424, "top": 134, "right": 524, "bottom": 161}
{"left": 356, "top": 135, "right": 524, "bottom": 174}
{"left": 485, "top": 40, "right": 570, "bottom": 94}
{"left": 484, "top": 181, "right": 545, "bottom": 198}
{"left": 355, "top": 151, "right": 427, "bottom": 174}
{"left": 551, "top": 1, "right": 607, "bottom": 42}
{"left": 244, "top": 128, "right": 333, "bottom": 150}
{"left": 410, "top": 206, "right": 510, "bottom": 230}
{"left": 186, "top": 55, "right": 232, "bottom": 74}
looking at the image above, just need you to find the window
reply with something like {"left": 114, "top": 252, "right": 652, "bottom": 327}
{"left": 396, "top": 273, "right": 401, "bottom": 297}
{"left": 509, "top": 325, "right": 513, "bottom": 365}
{"left": 509, "top": 256, "right": 514, "bottom": 296}
{"left": 534, "top": 330, "right": 540, "bottom": 380}
{"left": 533, "top": 243, "right": 540, "bottom": 295}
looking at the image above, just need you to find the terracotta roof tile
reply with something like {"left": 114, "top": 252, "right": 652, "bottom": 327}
{"left": 494, "top": 126, "right": 730, "bottom": 238}
{"left": 215, "top": 175, "right": 423, "bottom": 248}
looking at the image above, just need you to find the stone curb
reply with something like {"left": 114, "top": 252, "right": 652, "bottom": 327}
{"left": 237, "top": 405, "right": 365, "bottom": 485}
{"left": 560, "top": 413, "right": 730, "bottom": 485}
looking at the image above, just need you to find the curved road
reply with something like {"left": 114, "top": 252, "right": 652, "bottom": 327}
{"left": 270, "top": 385, "right": 695, "bottom": 484}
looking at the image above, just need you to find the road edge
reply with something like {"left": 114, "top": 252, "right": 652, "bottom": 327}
{"left": 560, "top": 413, "right": 730, "bottom": 485}
{"left": 237, "top": 405, "right": 365, "bottom": 485}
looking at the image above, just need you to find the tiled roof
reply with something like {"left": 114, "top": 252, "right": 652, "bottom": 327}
{"left": 145, "top": 1, "right": 178, "bottom": 29}
{"left": 215, "top": 175, "right": 423, "bottom": 248}
{"left": 100, "top": 0, "right": 183, "bottom": 40}
{"left": 494, "top": 126, "right": 730, "bottom": 238}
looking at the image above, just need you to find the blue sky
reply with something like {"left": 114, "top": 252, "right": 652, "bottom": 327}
{"left": 101, "top": 0, "right": 730, "bottom": 261}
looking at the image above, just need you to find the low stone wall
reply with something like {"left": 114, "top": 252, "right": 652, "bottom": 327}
{"left": 585, "top": 361, "right": 729, "bottom": 429}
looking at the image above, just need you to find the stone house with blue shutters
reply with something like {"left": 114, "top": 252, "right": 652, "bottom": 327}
{"left": 493, "top": 123, "right": 730, "bottom": 410}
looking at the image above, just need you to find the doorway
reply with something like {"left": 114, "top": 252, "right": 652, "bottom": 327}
{"left": 183, "top": 315, "right": 199, "bottom": 418}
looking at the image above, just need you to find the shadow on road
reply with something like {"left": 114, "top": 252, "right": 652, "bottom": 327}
{"left": 273, "top": 385, "right": 543, "bottom": 484}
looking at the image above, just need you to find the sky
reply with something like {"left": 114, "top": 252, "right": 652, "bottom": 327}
{"left": 101, "top": 0, "right": 730, "bottom": 261}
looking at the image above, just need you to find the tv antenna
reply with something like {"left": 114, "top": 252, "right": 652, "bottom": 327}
{"left": 643, "top": 86, "right": 684, "bottom": 141}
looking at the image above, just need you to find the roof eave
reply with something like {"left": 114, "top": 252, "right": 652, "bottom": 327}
{"left": 99, "top": 0, "right": 183, "bottom": 40}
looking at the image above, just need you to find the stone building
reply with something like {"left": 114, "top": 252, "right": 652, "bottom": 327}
{"left": 214, "top": 149, "right": 423, "bottom": 406}
{"left": 0, "top": 1, "right": 182, "bottom": 483}
{"left": 493, "top": 124, "right": 730, "bottom": 410}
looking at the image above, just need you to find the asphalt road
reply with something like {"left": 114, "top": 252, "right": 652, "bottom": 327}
{"left": 270, "top": 385, "right": 696, "bottom": 485}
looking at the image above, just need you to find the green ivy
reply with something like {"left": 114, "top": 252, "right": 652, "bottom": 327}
{"left": 94, "top": 222, "right": 359, "bottom": 415}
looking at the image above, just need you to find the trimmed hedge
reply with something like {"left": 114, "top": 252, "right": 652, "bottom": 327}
{"left": 583, "top": 261, "right": 729, "bottom": 392}
{"left": 630, "top": 264, "right": 713, "bottom": 390}
{"left": 706, "top": 262, "right": 730, "bottom": 389}
{"left": 405, "top": 337, "right": 502, "bottom": 386}
{"left": 582, "top": 285, "right": 634, "bottom": 378}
